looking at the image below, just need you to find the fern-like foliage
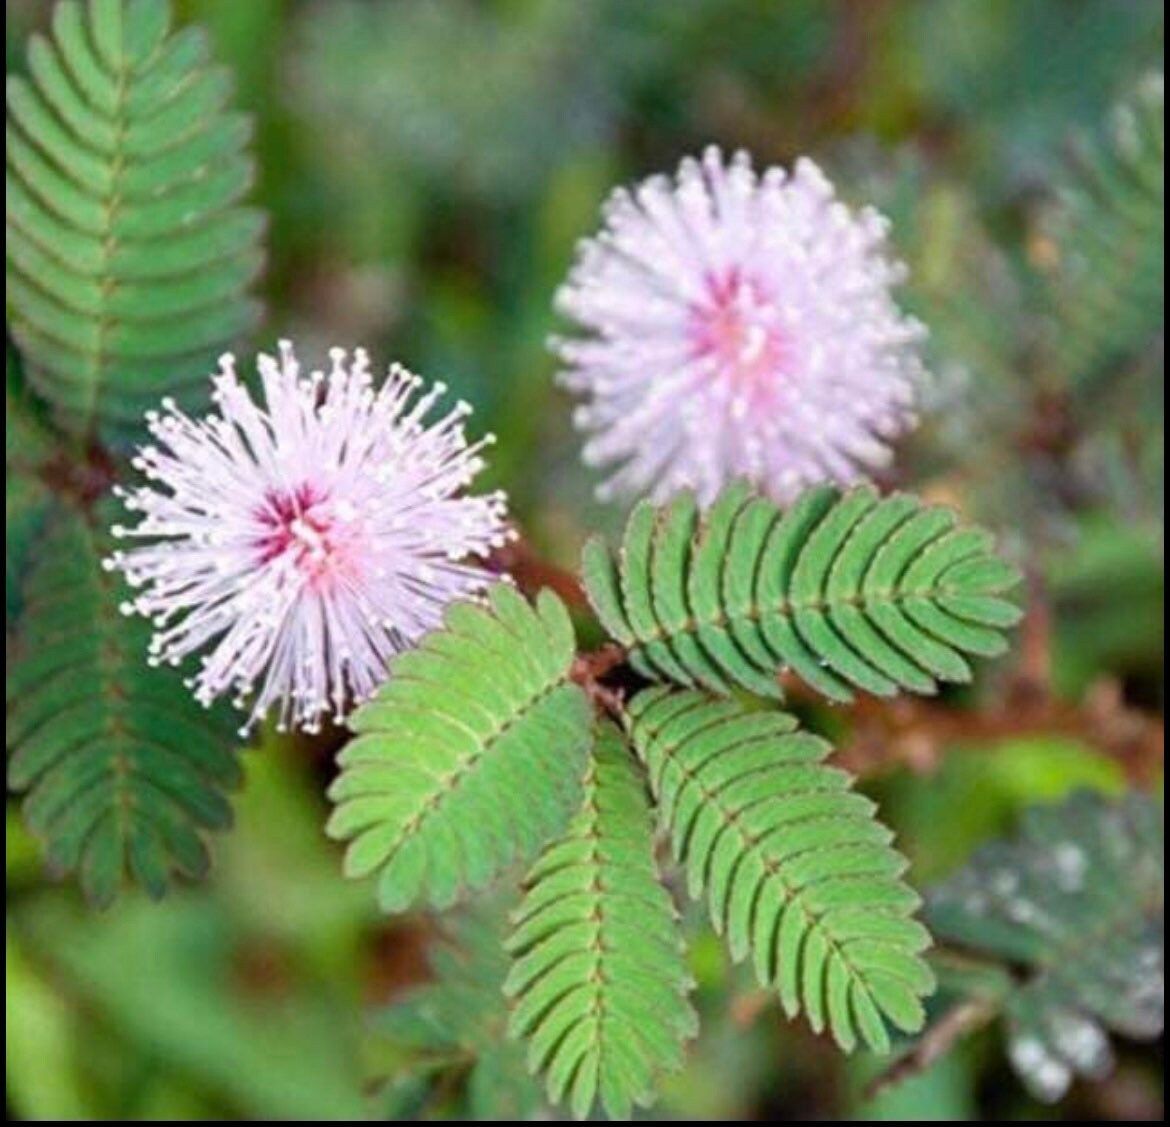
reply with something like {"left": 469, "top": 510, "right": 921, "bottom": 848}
{"left": 5, "top": 0, "right": 264, "bottom": 441}
{"left": 583, "top": 482, "right": 1021, "bottom": 703}
{"left": 6, "top": 500, "right": 243, "bottom": 906}
{"left": 1044, "top": 72, "right": 1164, "bottom": 390}
{"left": 327, "top": 585, "right": 592, "bottom": 913}
{"left": 505, "top": 722, "right": 696, "bottom": 1119}
{"left": 627, "top": 686, "right": 934, "bottom": 1053}
{"left": 375, "top": 898, "right": 545, "bottom": 1120}
{"left": 927, "top": 790, "right": 1164, "bottom": 1102}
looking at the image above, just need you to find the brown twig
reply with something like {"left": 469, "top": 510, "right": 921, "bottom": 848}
{"left": 489, "top": 529, "right": 588, "bottom": 609}
{"left": 569, "top": 643, "right": 629, "bottom": 721}
{"left": 495, "top": 530, "right": 629, "bottom": 718}
{"left": 865, "top": 997, "right": 998, "bottom": 1100}
{"left": 828, "top": 673, "right": 1163, "bottom": 785}
{"left": 569, "top": 642, "right": 628, "bottom": 684}
{"left": 39, "top": 443, "right": 118, "bottom": 507}
{"left": 1016, "top": 569, "right": 1053, "bottom": 689}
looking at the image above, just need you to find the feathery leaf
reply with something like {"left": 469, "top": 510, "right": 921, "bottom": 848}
{"left": 584, "top": 483, "right": 1021, "bottom": 703}
{"left": 627, "top": 685, "right": 934, "bottom": 1053}
{"left": 327, "top": 585, "right": 592, "bottom": 913}
{"left": 6, "top": 500, "right": 243, "bottom": 905}
{"left": 5, "top": 0, "right": 264, "bottom": 441}
{"left": 505, "top": 722, "right": 696, "bottom": 1119}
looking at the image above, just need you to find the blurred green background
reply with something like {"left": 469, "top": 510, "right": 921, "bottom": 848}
{"left": 6, "top": 0, "right": 1164, "bottom": 1120}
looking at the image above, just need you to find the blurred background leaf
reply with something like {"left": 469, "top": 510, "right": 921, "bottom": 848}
{"left": 916, "top": 791, "right": 1163, "bottom": 1104}
{"left": 5, "top": 0, "right": 265, "bottom": 444}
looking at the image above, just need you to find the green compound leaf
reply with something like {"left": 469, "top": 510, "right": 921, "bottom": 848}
{"left": 5, "top": 0, "right": 264, "bottom": 442}
{"left": 505, "top": 722, "right": 696, "bottom": 1120}
{"left": 6, "top": 500, "right": 243, "bottom": 906}
{"left": 627, "top": 686, "right": 934, "bottom": 1053}
{"left": 584, "top": 483, "right": 1022, "bottom": 703}
{"left": 1043, "top": 72, "right": 1164, "bottom": 390}
{"left": 927, "top": 790, "right": 1164, "bottom": 1103}
{"left": 327, "top": 585, "right": 592, "bottom": 913}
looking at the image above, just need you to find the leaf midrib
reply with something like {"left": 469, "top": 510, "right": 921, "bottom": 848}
{"left": 637, "top": 714, "right": 914, "bottom": 1023}
{"left": 389, "top": 674, "right": 577, "bottom": 852}
{"left": 637, "top": 581, "right": 963, "bottom": 648}
{"left": 86, "top": 33, "right": 133, "bottom": 431}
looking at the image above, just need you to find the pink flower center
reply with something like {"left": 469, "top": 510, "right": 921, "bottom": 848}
{"left": 252, "top": 483, "right": 351, "bottom": 586}
{"left": 690, "top": 269, "right": 786, "bottom": 402}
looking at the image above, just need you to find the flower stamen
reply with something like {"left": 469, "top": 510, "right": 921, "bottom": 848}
{"left": 554, "top": 147, "right": 926, "bottom": 505}
{"left": 107, "top": 344, "right": 512, "bottom": 734}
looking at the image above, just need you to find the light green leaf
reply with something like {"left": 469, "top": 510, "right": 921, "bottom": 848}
{"left": 627, "top": 686, "right": 934, "bottom": 1053}
{"left": 327, "top": 585, "right": 592, "bottom": 912}
{"left": 505, "top": 722, "right": 696, "bottom": 1120}
{"left": 584, "top": 483, "right": 1021, "bottom": 703}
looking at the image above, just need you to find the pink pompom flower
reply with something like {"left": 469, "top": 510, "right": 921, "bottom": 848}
{"left": 553, "top": 146, "right": 927, "bottom": 506}
{"left": 106, "top": 343, "right": 512, "bottom": 734}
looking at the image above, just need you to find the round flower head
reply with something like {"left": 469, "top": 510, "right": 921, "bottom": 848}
{"left": 554, "top": 146, "right": 927, "bottom": 506}
{"left": 106, "top": 343, "right": 512, "bottom": 734}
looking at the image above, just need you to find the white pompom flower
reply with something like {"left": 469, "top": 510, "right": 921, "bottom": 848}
{"left": 554, "top": 146, "right": 927, "bottom": 506}
{"left": 106, "top": 342, "right": 512, "bottom": 734}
